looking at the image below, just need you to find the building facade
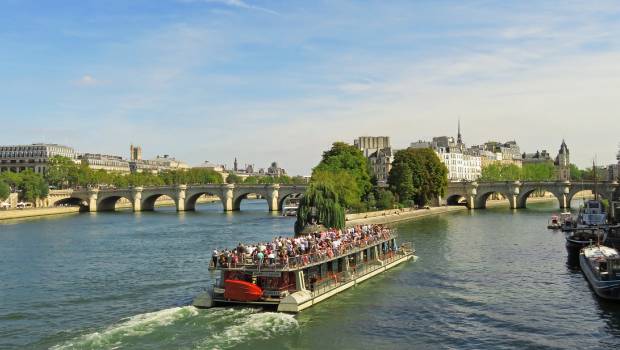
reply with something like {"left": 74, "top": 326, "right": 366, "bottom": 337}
{"left": 367, "top": 148, "right": 393, "bottom": 185}
{"left": 354, "top": 136, "right": 390, "bottom": 152}
{"left": 79, "top": 153, "right": 131, "bottom": 173}
{"left": 410, "top": 123, "right": 481, "bottom": 182}
{"left": 130, "top": 155, "right": 189, "bottom": 174}
{"left": 469, "top": 140, "right": 522, "bottom": 168}
{"left": 554, "top": 140, "right": 570, "bottom": 181}
{"left": 522, "top": 150, "right": 552, "bottom": 164}
{"left": 354, "top": 136, "right": 393, "bottom": 186}
{"left": 266, "top": 162, "right": 287, "bottom": 177}
{"left": 0, "top": 143, "right": 77, "bottom": 174}
{"left": 130, "top": 144, "right": 143, "bottom": 161}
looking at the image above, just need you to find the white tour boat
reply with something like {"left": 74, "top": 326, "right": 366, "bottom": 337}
{"left": 193, "top": 225, "right": 415, "bottom": 312}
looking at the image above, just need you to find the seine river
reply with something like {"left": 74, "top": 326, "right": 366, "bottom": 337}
{"left": 2, "top": 200, "right": 620, "bottom": 349}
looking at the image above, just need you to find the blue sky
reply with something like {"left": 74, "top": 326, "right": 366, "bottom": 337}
{"left": 1, "top": 0, "right": 619, "bottom": 174}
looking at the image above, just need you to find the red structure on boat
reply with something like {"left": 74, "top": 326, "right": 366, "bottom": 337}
{"left": 224, "top": 279, "right": 263, "bottom": 301}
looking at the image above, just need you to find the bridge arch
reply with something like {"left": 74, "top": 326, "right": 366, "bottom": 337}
{"left": 53, "top": 197, "right": 90, "bottom": 211}
{"left": 567, "top": 189, "right": 607, "bottom": 206}
{"left": 232, "top": 189, "right": 267, "bottom": 211}
{"left": 474, "top": 190, "right": 513, "bottom": 209}
{"left": 278, "top": 192, "right": 304, "bottom": 211}
{"left": 516, "top": 187, "right": 563, "bottom": 209}
{"left": 184, "top": 191, "right": 224, "bottom": 211}
{"left": 446, "top": 194, "right": 467, "bottom": 206}
{"left": 141, "top": 193, "right": 178, "bottom": 211}
{"left": 97, "top": 194, "right": 134, "bottom": 212}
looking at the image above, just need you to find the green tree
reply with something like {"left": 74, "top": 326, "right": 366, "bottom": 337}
{"left": 374, "top": 188, "right": 396, "bottom": 210}
{"left": 0, "top": 180, "right": 9, "bottom": 200}
{"left": 388, "top": 161, "right": 415, "bottom": 204}
{"left": 570, "top": 164, "right": 583, "bottom": 181}
{"left": 388, "top": 148, "right": 448, "bottom": 206}
{"left": 0, "top": 171, "right": 23, "bottom": 190}
{"left": 291, "top": 176, "right": 309, "bottom": 185}
{"left": 581, "top": 166, "right": 606, "bottom": 181}
{"left": 18, "top": 170, "right": 49, "bottom": 202}
{"left": 312, "top": 169, "right": 362, "bottom": 208}
{"left": 313, "top": 142, "right": 372, "bottom": 198}
{"left": 295, "top": 182, "right": 345, "bottom": 233}
{"left": 480, "top": 163, "right": 522, "bottom": 181}
{"left": 46, "top": 155, "right": 79, "bottom": 188}
{"left": 243, "top": 176, "right": 260, "bottom": 184}
{"left": 521, "top": 163, "right": 555, "bottom": 181}
{"left": 226, "top": 173, "right": 242, "bottom": 184}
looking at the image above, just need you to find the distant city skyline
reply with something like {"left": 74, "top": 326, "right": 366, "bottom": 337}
{"left": 1, "top": 1, "right": 619, "bottom": 174}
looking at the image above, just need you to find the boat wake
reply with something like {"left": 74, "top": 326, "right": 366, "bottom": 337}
{"left": 50, "top": 306, "right": 199, "bottom": 350}
{"left": 195, "top": 310, "right": 299, "bottom": 349}
{"left": 49, "top": 307, "right": 298, "bottom": 350}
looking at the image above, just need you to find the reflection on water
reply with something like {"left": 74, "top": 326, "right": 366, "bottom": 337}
{"left": 1, "top": 200, "right": 620, "bottom": 349}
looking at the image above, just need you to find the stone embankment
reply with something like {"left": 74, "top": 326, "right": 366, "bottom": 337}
{"left": 0, "top": 206, "right": 82, "bottom": 221}
{"left": 345, "top": 196, "right": 558, "bottom": 226}
{"left": 346, "top": 206, "right": 466, "bottom": 226}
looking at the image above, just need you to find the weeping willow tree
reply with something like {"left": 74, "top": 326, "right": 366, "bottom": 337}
{"left": 294, "top": 182, "right": 345, "bottom": 234}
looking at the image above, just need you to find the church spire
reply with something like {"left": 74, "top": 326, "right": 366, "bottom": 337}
{"left": 457, "top": 118, "right": 462, "bottom": 144}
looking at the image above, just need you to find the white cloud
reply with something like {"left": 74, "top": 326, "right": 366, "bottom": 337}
{"left": 192, "top": 0, "right": 279, "bottom": 15}
{"left": 75, "top": 75, "right": 99, "bottom": 86}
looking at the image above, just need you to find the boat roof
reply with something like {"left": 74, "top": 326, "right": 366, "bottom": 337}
{"left": 583, "top": 245, "right": 620, "bottom": 260}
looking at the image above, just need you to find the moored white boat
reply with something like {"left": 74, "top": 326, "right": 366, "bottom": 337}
{"left": 547, "top": 215, "right": 561, "bottom": 230}
{"left": 579, "top": 245, "right": 620, "bottom": 300}
{"left": 565, "top": 199, "right": 608, "bottom": 249}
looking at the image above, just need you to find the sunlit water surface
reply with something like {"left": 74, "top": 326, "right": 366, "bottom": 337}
{"left": 1, "top": 200, "right": 620, "bottom": 349}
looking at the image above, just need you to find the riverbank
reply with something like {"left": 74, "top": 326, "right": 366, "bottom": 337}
{"left": 0, "top": 206, "right": 82, "bottom": 221}
{"left": 346, "top": 196, "right": 558, "bottom": 226}
{"left": 346, "top": 206, "right": 467, "bottom": 225}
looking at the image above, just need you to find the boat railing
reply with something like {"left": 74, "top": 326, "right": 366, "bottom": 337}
{"left": 399, "top": 242, "right": 415, "bottom": 255}
{"left": 212, "top": 231, "right": 397, "bottom": 271}
{"left": 308, "top": 250, "right": 411, "bottom": 298}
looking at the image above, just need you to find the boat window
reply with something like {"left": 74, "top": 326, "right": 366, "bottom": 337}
{"left": 332, "top": 259, "right": 339, "bottom": 273}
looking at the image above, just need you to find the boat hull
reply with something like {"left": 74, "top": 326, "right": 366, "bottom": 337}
{"left": 579, "top": 254, "right": 620, "bottom": 300}
{"left": 278, "top": 253, "right": 414, "bottom": 313}
{"left": 197, "top": 252, "right": 415, "bottom": 312}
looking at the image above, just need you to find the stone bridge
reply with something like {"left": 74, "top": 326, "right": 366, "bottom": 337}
{"left": 52, "top": 184, "right": 308, "bottom": 212}
{"left": 444, "top": 180, "right": 619, "bottom": 211}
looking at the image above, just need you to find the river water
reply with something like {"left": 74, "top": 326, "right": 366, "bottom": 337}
{"left": 1, "top": 200, "right": 620, "bottom": 349}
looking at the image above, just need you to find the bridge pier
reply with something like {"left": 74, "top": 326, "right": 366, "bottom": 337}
{"left": 559, "top": 194, "right": 569, "bottom": 209}
{"left": 88, "top": 189, "right": 99, "bottom": 212}
{"left": 132, "top": 187, "right": 143, "bottom": 212}
{"left": 222, "top": 184, "right": 235, "bottom": 211}
{"left": 266, "top": 184, "right": 280, "bottom": 212}
{"left": 507, "top": 195, "right": 518, "bottom": 209}
{"left": 507, "top": 182, "right": 520, "bottom": 209}
{"left": 176, "top": 185, "right": 187, "bottom": 211}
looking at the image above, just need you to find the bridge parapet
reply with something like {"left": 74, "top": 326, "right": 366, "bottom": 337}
{"left": 446, "top": 180, "right": 619, "bottom": 210}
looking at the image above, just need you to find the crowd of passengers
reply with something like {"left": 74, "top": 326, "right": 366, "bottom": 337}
{"left": 211, "top": 224, "right": 393, "bottom": 268}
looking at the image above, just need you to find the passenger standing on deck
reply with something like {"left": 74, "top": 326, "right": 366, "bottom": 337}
{"left": 212, "top": 249, "right": 219, "bottom": 267}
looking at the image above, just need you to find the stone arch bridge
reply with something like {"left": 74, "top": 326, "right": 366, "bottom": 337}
{"left": 52, "top": 184, "right": 307, "bottom": 212}
{"left": 445, "top": 180, "right": 619, "bottom": 211}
